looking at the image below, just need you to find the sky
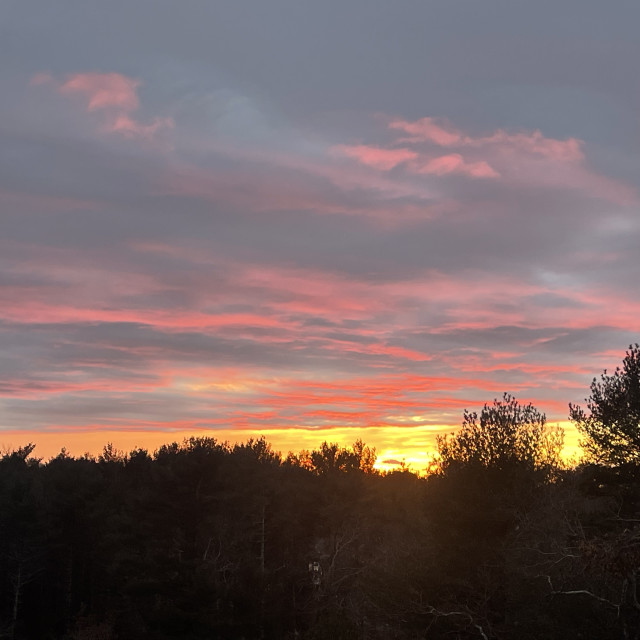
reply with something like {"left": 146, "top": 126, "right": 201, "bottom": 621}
{"left": 1, "top": 1, "right": 639, "bottom": 469}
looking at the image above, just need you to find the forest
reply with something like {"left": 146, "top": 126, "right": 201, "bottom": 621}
{"left": 2, "top": 345, "right": 640, "bottom": 640}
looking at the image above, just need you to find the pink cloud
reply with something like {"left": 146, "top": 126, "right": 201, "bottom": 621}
{"left": 333, "top": 116, "right": 619, "bottom": 195}
{"left": 389, "top": 116, "right": 462, "bottom": 146}
{"left": 8, "top": 242, "right": 639, "bottom": 344}
{"left": 0, "top": 302, "right": 293, "bottom": 333}
{"left": 4, "top": 236, "right": 638, "bottom": 438}
{"left": 475, "top": 129, "right": 584, "bottom": 162}
{"left": 439, "top": 352, "right": 593, "bottom": 379}
{"left": 360, "top": 115, "right": 635, "bottom": 202}
{"left": 504, "top": 156, "right": 634, "bottom": 205}
{"left": 318, "top": 338, "right": 431, "bottom": 362}
{"left": 332, "top": 144, "right": 418, "bottom": 170}
{"left": 59, "top": 72, "right": 140, "bottom": 112}
{"left": 35, "top": 71, "right": 173, "bottom": 141}
{"left": 418, "top": 153, "right": 500, "bottom": 178}
{"left": 110, "top": 113, "right": 174, "bottom": 140}
{"left": 389, "top": 116, "right": 583, "bottom": 162}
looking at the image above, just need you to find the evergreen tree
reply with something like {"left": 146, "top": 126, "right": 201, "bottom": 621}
{"left": 570, "top": 344, "right": 640, "bottom": 465}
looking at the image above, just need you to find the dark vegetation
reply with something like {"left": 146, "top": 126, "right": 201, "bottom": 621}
{"left": 2, "top": 345, "right": 640, "bottom": 639}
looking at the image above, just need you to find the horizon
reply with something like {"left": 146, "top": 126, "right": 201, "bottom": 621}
{"left": 0, "top": 417, "right": 581, "bottom": 473}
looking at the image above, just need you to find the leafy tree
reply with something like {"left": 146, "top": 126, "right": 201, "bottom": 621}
{"left": 435, "top": 393, "right": 563, "bottom": 475}
{"left": 570, "top": 344, "right": 640, "bottom": 465}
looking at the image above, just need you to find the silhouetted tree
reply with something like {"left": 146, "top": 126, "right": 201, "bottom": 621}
{"left": 570, "top": 344, "right": 640, "bottom": 465}
{"left": 435, "top": 393, "right": 563, "bottom": 476}
{"left": 298, "top": 441, "right": 378, "bottom": 476}
{"left": 12, "top": 416, "right": 640, "bottom": 639}
{"left": 310, "top": 442, "right": 359, "bottom": 475}
{"left": 351, "top": 439, "right": 377, "bottom": 474}
{"left": 0, "top": 445, "right": 43, "bottom": 640}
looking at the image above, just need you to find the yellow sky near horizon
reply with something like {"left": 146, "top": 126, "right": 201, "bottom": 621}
{"left": 0, "top": 421, "right": 581, "bottom": 473}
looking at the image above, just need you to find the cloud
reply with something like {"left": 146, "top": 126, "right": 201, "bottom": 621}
{"left": 329, "top": 114, "right": 635, "bottom": 204}
{"left": 331, "top": 144, "right": 498, "bottom": 179}
{"left": 389, "top": 116, "right": 463, "bottom": 146}
{"left": 4, "top": 48, "right": 636, "bottom": 464}
{"left": 109, "top": 113, "right": 173, "bottom": 139}
{"left": 475, "top": 129, "right": 584, "bottom": 162}
{"left": 418, "top": 153, "right": 500, "bottom": 178}
{"left": 60, "top": 72, "right": 141, "bottom": 111}
{"left": 389, "top": 117, "right": 584, "bottom": 161}
{"left": 35, "top": 71, "right": 173, "bottom": 140}
{"left": 331, "top": 144, "right": 418, "bottom": 170}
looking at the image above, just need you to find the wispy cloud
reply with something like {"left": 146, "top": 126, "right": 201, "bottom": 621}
{"left": 34, "top": 71, "right": 173, "bottom": 140}
{"left": 332, "top": 144, "right": 418, "bottom": 170}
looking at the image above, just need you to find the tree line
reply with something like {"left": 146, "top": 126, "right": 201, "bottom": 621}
{"left": 2, "top": 345, "right": 640, "bottom": 639}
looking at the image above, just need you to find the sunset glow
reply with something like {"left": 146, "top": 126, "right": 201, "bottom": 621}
{"left": 2, "top": 3, "right": 639, "bottom": 470}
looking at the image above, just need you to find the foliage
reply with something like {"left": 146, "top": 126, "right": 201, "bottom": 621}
{"left": 570, "top": 344, "right": 640, "bottom": 465}
{"left": 435, "top": 393, "right": 564, "bottom": 476}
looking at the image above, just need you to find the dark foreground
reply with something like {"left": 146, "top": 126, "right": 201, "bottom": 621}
{"left": 2, "top": 436, "right": 640, "bottom": 639}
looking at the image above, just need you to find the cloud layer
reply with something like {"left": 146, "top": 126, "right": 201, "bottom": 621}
{"left": 1, "top": 1, "right": 639, "bottom": 467}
